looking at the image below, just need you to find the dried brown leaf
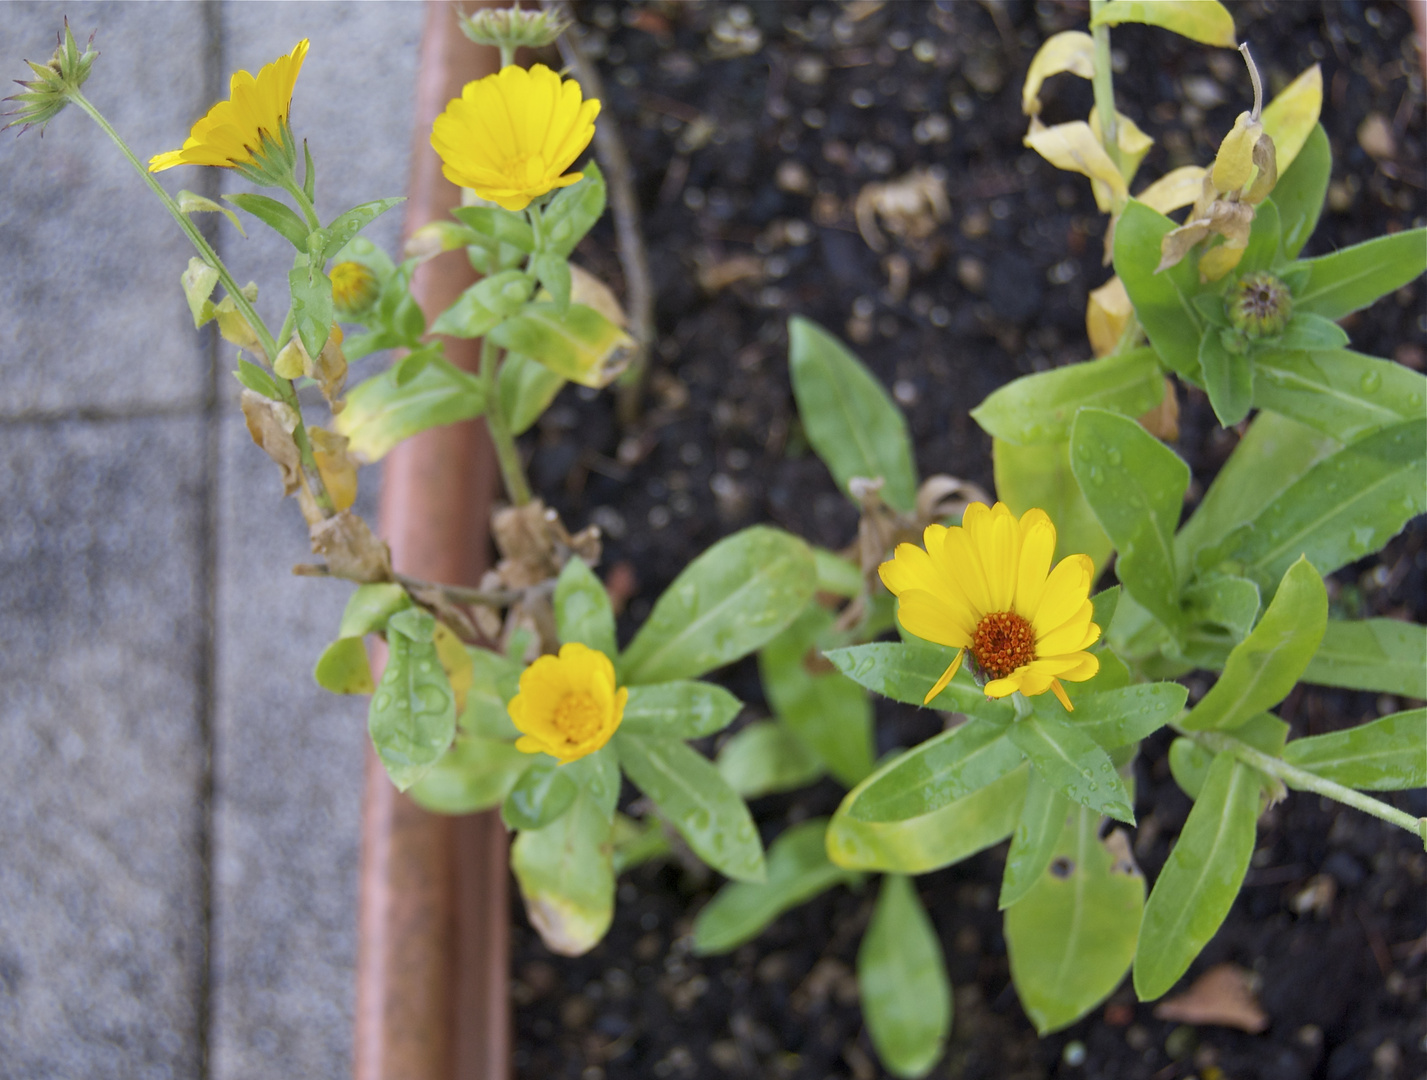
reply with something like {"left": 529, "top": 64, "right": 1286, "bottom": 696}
{"left": 1153, "top": 963, "right": 1268, "bottom": 1033}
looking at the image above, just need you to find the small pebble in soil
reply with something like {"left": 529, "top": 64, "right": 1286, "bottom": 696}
{"left": 1062, "top": 1040, "right": 1088, "bottom": 1066}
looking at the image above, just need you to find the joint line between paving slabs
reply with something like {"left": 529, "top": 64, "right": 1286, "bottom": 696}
{"left": 195, "top": 1, "right": 225, "bottom": 1074}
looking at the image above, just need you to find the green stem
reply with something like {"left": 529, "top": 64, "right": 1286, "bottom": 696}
{"left": 1182, "top": 727, "right": 1426, "bottom": 843}
{"left": 1011, "top": 691, "right": 1034, "bottom": 721}
{"left": 73, "top": 89, "right": 334, "bottom": 516}
{"left": 1088, "top": 0, "right": 1123, "bottom": 176}
{"left": 499, "top": 44, "right": 517, "bottom": 69}
{"left": 479, "top": 337, "right": 532, "bottom": 505}
{"left": 281, "top": 173, "right": 323, "bottom": 232}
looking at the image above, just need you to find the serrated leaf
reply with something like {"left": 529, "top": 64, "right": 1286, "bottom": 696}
{"left": 620, "top": 526, "right": 816, "bottom": 685}
{"left": 620, "top": 681, "right": 743, "bottom": 740}
{"left": 1009, "top": 714, "right": 1135, "bottom": 823}
{"left": 1295, "top": 228, "right": 1427, "bottom": 322}
{"left": 1253, "top": 348, "right": 1427, "bottom": 443}
{"left": 993, "top": 438, "right": 1114, "bottom": 576}
{"left": 1006, "top": 808, "right": 1145, "bottom": 1033}
{"left": 1114, "top": 200, "right": 1208, "bottom": 383}
{"left": 788, "top": 316, "right": 918, "bottom": 512}
{"left": 1282, "top": 709, "right": 1427, "bottom": 790}
{"left": 972, "top": 348, "right": 1165, "bottom": 445}
{"left": 1090, "top": 0, "right": 1236, "bottom": 47}
{"left": 693, "top": 819, "right": 860, "bottom": 955}
{"left": 554, "top": 557, "right": 617, "bottom": 658}
{"left": 1134, "top": 752, "right": 1259, "bottom": 1001}
{"left": 715, "top": 720, "right": 825, "bottom": 798}
{"left": 615, "top": 731, "right": 766, "bottom": 882}
{"left": 1000, "top": 769, "right": 1073, "bottom": 910}
{"left": 1070, "top": 408, "right": 1190, "bottom": 631}
{"left": 860, "top": 875, "right": 952, "bottom": 1078}
{"left": 1303, "top": 618, "right": 1427, "bottom": 698}
{"left": 334, "top": 349, "right": 485, "bottom": 462}
{"left": 314, "top": 636, "right": 374, "bottom": 694}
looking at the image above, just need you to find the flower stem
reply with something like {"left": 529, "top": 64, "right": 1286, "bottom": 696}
{"left": 1181, "top": 727, "right": 1426, "bottom": 845}
{"left": 1088, "top": 0, "right": 1123, "bottom": 175}
{"left": 72, "top": 89, "right": 334, "bottom": 517}
{"left": 281, "top": 173, "right": 323, "bottom": 232}
{"left": 479, "top": 337, "right": 532, "bottom": 505}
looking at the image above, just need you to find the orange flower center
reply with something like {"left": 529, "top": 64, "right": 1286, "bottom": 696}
{"left": 551, "top": 692, "right": 603, "bottom": 743}
{"left": 972, "top": 612, "right": 1036, "bottom": 680}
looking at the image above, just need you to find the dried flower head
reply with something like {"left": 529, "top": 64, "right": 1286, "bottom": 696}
{"left": 4, "top": 20, "right": 98, "bottom": 135}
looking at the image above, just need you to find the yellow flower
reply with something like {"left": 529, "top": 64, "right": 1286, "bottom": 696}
{"left": 510, "top": 642, "right": 627, "bottom": 763}
{"left": 879, "top": 502, "right": 1100, "bottom": 711}
{"left": 148, "top": 39, "right": 309, "bottom": 173}
{"left": 331, "top": 260, "right": 380, "bottom": 316}
{"left": 430, "top": 63, "right": 600, "bottom": 213}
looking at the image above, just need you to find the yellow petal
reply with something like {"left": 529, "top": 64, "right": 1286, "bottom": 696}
{"left": 1035, "top": 600, "right": 1096, "bottom": 655}
{"left": 1013, "top": 509, "right": 1057, "bottom": 621}
{"left": 923, "top": 650, "right": 965, "bottom": 706}
{"left": 973, "top": 502, "right": 1020, "bottom": 613}
{"left": 896, "top": 590, "right": 975, "bottom": 649}
{"left": 878, "top": 542, "right": 942, "bottom": 597}
{"left": 1054, "top": 652, "right": 1101, "bottom": 682}
{"left": 1050, "top": 680, "right": 1074, "bottom": 711}
{"left": 936, "top": 523, "right": 992, "bottom": 618}
{"left": 1030, "top": 554, "right": 1094, "bottom": 637}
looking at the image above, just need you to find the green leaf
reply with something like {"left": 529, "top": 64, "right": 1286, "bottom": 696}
{"left": 788, "top": 316, "right": 918, "bottom": 512}
{"left": 450, "top": 204, "right": 535, "bottom": 252}
{"left": 409, "top": 735, "right": 530, "bottom": 814}
{"left": 1000, "top": 769, "right": 1073, "bottom": 909}
{"left": 462, "top": 648, "right": 523, "bottom": 740}
{"left": 824, "top": 641, "right": 1014, "bottom": 726}
{"left": 177, "top": 189, "right": 245, "bottom": 236}
{"left": 1005, "top": 807, "right": 1146, "bottom": 1034}
{"left": 1168, "top": 737, "right": 1215, "bottom": 800}
{"left": 1134, "top": 752, "right": 1260, "bottom": 1000}
{"left": 488, "top": 302, "right": 634, "bottom": 388}
{"left": 971, "top": 348, "right": 1165, "bottom": 445}
{"left": 1089, "top": 0, "right": 1236, "bottom": 47}
{"left": 859, "top": 875, "right": 952, "bottom": 1078}
{"left": 511, "top": 750, "right": 619, "bottom": 956}
{"left": 302, "top": 139, "right": 316, "bottom": 201}
{"left": 314, "top": 636, "right": 374, "bottom": 694}
{"left": 844, "top": 720, "right": 1023, "bottom": 823}
{"left": 1114, "top": 200, "right": 1208, "bottom": 383}
{"left": 554, "top": 558, "right": 617, "bottom": 658}
{"left": 715, "top": 720, "right": 825, "bottom": 798}
{"left": 1008, "top": 714, "right": 1135, "bottom": 823}
{"left": 429, "top": 284, "right": 502, "bottom": 339}
{"left": 233, "top": 358, "right": 283, "bottom": 401}
{"left": 1295, "top": 228, "right": 1427, "bottom": 321}
{"left": 692, "top": 819, "right": 860, "bottom": 954}
{"left": 993, "top": 438, "right": 1114, "bottom": 576}
{"left": 369, "top": 609, "right": 457, "bottom": 790}
{"left": 1199, "top": 327, "right": 1255, "bottom": 426}
{"left": 225, "top": 191, "right": 309, "bottom": 250}
{"left": 339, "top": 582, "right": 411, "bottom": 637}
{"left": 1237, "top": 197, "right": 1282, "bottom": 275}
{"left": 1271, "top": 124, "right": 1330, "bottom": 260}
{"left": 827, "top": 764, "right": 1027, "bottom": 874}
{"left": 1056, "top": 682, "right": 1189, "bottom": 750}
{"left": 813, "top": 546, "right": 864, "bottom": 598}
{"left": 1303, "top": 618, "right": 1427, "bottom": 698}
{"left": 1283, "top": 708, "right": 1427, "bottom": 791}
{"left": 759, "top": 605, "right": 874, "bottom": 786}
{"left": 1183, "top": 576, "right": 1260, "bottom": 640}
{"left": 540, "top": 162, "right": 607, "bottom": 257}
{"left": 322, "top": 198, "right": 404, "bottom": 261}
{"left": 1175, "top": 411, "right": 1340, "bottom": 576}
{"left": 620, "top": 681, "right": 743, "bottom": 739}
{"left": 620, "top": 526, "right": 816, "bottom": 685}
{"left": 1220, "top": 420, "right": 1426, "bottom": 591}
{"left": 1091, "top": 586, "right": 1121, "bottom": 637}
{"left": 1253, "top": 348, "right": 1427, "bottom": 443}
{"left": 615, "top": 731, "right": 766, "bottom": 882}
{"left": 502, "top": 759, "right": 578, "bottom": 830}
{"left": 499, "top": 350, "right": 566, "bottom": 435}
{"left": 1070, "top": 408, "right": 1190, "bottom": 630}
{"left": 1273, "top": 313, "right": 1350, "bottom": 352}
{"left": 181, "top": 256, "right": 220, "bottom": 328}
{"left": 532, "top": 253, "right": 572, "bottom": 313}
{"left": 288, "top": 257, "right": 334, "bottom": 360}
{"left": 335, "top": 349, "right": 485, "bottom": 462}
{"left": 1182, "top": 558, "right": 1326, "bottom": 731}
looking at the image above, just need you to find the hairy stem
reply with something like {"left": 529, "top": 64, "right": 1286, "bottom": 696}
{"left": 479, "top": 337, "right": 532, "bottom": 505}
{"left": 1183, "top": 727, "right": 1426, "bottom": 844}
{"left": 73, "top": 90, "right": 334, "bottom": 516}
{"left": 1088, "top": 0, "right": 1123, "bottom": 175}
{"left": 281, "top": 173, "right": 323, "bottom": 232}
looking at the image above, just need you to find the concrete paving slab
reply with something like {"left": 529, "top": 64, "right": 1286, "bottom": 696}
{"left": 0, "top": 3, "right": 214, "bottom": 420}
{"left": 0, "top": 417, "right": 208, "bottom": 1078}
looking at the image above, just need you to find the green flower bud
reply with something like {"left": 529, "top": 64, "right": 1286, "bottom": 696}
{"left": 331, "top": 260, "right": 380, "bottom": 317}
{"left": 458, "top": 4, "right": 570, "bottom": 51}
{"left": 3, "top": 20, "right": 98, "bottom": 134}
{"left": 1226, "top": 271, "right": 1293, "bottom": 339}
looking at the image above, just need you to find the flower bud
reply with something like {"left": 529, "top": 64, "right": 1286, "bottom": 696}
{"left": 3, "top": 20, "right": 98, "bottom": 134}
{"left": 1226, "top": 271, "right": 1293, "bottom": 339}
{"left": 331, "top": 260, "right": 380, "bottom": 316}
{"left": 457, "top": 4, "right": 570, "bottom": 50}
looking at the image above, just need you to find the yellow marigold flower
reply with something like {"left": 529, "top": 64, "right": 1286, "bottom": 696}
{"left": 879, "top": 502, "right": 1101, "bottom": 711}
{"left": 148, "top": 38, "right": 309, "bottom": 173}
{"left": 331, "top": 260, "right": 380, "bottom": 316}
{"left": 430, "top": 63, "right": 600, "bottom": 213}
{"left": 510, "top": 642, "right": 627, "bottom": 763}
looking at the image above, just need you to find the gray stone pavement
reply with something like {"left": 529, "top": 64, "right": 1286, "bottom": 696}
{"left": 0, "top": 4, "right": 423, "bottom": 1076}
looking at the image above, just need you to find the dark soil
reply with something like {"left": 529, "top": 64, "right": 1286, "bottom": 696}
{"left": 510, "top": 2, "right": 1427, "bottom": 1078}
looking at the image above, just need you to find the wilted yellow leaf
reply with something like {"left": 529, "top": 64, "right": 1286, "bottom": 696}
{"left": 1086, "top": 276, "right": 1134, "bottom": 357}
{"left": 569, "top": 263, "right": 628, "bottom": 328}
{"left": 1136, "top": 166, "right": 1207, "bottom": 215}
{"left": 310, "top": 427, "right": 359, "bottom": 512}
{"left": 1212, "top": 112, "right": 1261, "bottom": 193}
{"left": 1245, "top": 133, "right": 1278, "bottom": 205}
{"left": 1198, "top": 242, "right": 1245, "bottom": 282}
{"left": 1088, "top": 109, "right": 1156, "bottom": 210}
{"left": 433, "top": 621, "right": 474, "bottom": 715}
{"left": 1090, "top": 0, "right": 1236, "bottom": 49}
{"left": 1025, "top": 121, "right": 1127, "bottom": 204}
{"left": 1260, "top": 64, "right": 1322, "bottom": 173}
{"left": 1023, "top": 31, "right": 1096, "bottom": 116}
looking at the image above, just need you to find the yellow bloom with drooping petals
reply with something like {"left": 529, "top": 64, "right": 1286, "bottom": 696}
{"left": 148, "top": 39, "right": 309, "bottom": 172}
{"left": 430, "top": 63, "right": 600, "bottom": 213}
{"left": 879, "top": 502, "right": 1100, "bottom": 711}
{"left": 510, "top": 642, "right": 627, "bottom": 763}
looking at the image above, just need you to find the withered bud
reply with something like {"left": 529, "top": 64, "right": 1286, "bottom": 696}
{"left": 457, "top": 4, "right": 570, "bottom": 51}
